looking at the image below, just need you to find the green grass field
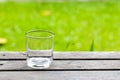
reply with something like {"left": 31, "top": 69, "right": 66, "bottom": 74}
{"left": 0, "top": 1, "right": 120, "bottom": 51}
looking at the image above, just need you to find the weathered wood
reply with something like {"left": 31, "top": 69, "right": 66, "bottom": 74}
{"left": 0, "top": 52, "right": 26, "bottom": 59}
{"left": 0, "top": 52, "right": 120, "bottom": 80}
{"left": 54, "top": 52, "right": 120, "bottom": 59}
{"left": 0, "top": 60, "right": 120, "bottom": 70}
{"left": 0, "top": 52, "right": 120, "bottom": 59}
{"left": 0, "top": 71, "right": 120, "bottom": 80}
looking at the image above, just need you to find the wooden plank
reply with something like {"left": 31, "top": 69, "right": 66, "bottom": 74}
{"left": 0, "top": 52, "right": 26, "bottom": 59}
{"left": 0, "top": 71, "right": 120, "bottom": 80}
{"left": 0, "top": 60, "right": 120, "bottom": 70}
{"left": 0, "top": 52, "right": 120, "bottom": 59}
{"left": 54, "top": 52, "right": 120, "bottom": 59}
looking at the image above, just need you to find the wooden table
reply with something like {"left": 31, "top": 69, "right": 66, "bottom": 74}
{"left": 0, "top": 52, "right": 120, "bottom": 80}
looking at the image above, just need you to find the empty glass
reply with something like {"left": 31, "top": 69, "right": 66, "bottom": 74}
{"left": 26, "top": 30, "right": 54, "bottom": 69}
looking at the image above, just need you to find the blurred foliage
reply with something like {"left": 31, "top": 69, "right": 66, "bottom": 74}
{"left": 0, "top": 1, "right": 120, "bottom": 51}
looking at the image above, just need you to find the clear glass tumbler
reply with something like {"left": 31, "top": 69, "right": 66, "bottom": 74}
{"left": 26, "top": 30, "right": 54, "bottom": 69}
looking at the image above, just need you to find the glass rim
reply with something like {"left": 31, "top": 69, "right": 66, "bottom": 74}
{"left": 25, "top": 30, "right": 54, "bottom": 39}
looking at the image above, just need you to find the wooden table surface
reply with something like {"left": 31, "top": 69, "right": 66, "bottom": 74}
{"left": 0, "top": 52, "right": 120, "bottom": 80}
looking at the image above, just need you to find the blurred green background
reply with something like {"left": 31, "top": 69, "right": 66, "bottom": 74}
{"left": 0, "top": 0, "right": 120, "bottom": 51}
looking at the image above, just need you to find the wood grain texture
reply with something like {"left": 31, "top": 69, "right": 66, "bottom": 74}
{"left": 0, "top": 52, "right": 120, "bottom": 79}
{"left": 0, "top": 60, "right": 120, "bottom": 70}
{"left": 0, "top": 71, "right": 120, "bottom": 80}
{"left": 0, "top": 52, "right": 26, "bottom": 59}
{"left": 54, "top": 52, "right": 120, "bottom": 59}
{"left": 0, "top": 52, "right": 120, "bottom": 59}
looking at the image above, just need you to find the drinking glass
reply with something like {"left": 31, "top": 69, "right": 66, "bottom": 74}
{"left": 26, "top": 30, "right": 54, "bottom": 69}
